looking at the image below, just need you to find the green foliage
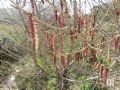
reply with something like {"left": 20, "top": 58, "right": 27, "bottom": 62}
{"left": 79, "top": 81, "right": 92, "bottom": 90}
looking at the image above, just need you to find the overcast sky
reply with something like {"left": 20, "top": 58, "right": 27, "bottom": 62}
{"left": 0, "top": 0, "right": 111, "bottom": 14}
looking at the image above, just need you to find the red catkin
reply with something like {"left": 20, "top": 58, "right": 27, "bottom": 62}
{"left": 84, "top": 15, "right": 88, "bottom": 31}
{"left": 52, "top": 52, "right": 56, "bottom": 64}
{"left": 90, "top": 15, "right": 96, "bottom": 42}
{"left": 58, "top": 15, "right": 64, "bottom": 28}
{"left": 45, "top": 31, "right": 49, "bottom": 47}
{"left": 27, "top": 13, "right": 35, "bottom": 48}
{"left": 90, "top": 27, "right": 95, "bottom": 42}
{"left": 49, "top": 33, "right": 56, "bottom": 51}
{"left": 77, "top": 16, "right": 81, "bottom": 33}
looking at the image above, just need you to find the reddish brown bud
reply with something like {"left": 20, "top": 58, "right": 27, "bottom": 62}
{"left": 52, "top": 52, "right": 56, "bottom": 64}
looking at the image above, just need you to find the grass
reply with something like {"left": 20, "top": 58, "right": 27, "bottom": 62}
{"left": 0, "top": 23, "right": 25, "bottom": 44}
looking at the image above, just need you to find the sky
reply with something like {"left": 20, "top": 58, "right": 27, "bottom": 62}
{"left": 0, "top": 0, "right": 111, "bottom": 14}
{"left": 0, "top": 0, "right": 11, "bottom": 8}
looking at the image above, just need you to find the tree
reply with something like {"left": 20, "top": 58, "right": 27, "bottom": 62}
{"left": 5, "top": 0, "right": 120, "bottom": 89}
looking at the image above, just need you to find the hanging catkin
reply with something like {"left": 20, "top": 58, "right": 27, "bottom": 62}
{"left": 45, "top": 31, "right": 49, "bottom": 47}
{"left": 90, "top": 15, "right": 96, "bottom": 42}
{"left": 90, "top": 27, "right": 95, "bottom": 42}
{"left": 49, "top": 33, "right": 56, "bottom": 51}
{"left": 58, "top": 13, "right": 64, "bottom": 53}
{"left": 54, "top": 10, "right": 58, "bottom": 21}
{"left": 77, "top": 16, "right": 81, "bottom": 33}
{"left": 84, "top": 15, "right": 88, "bottom": 31}
{"left": 50, "top": 33, "right": 56, "bottom": 64}
{"left": 58, "top": 15, "right": 64, "bottom": 28}
{"left": 27, "top": 13, "right": 35, "bottom": 48}
{"left": 52, "top": 51, "right": 56, "bottom": 64}
{"left": 33, "top": 19, "right": 39, "bottom": 54}
{"left": 27, "top": 13, "right": 39, "bottom": 54}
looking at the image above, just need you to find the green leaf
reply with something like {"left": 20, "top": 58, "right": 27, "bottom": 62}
{"left": 36, "top": 58, "right": 48, "bottom": 72}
